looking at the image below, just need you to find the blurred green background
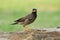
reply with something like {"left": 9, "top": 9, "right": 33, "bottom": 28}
{"left": 0, "top": 0, "right": 60, "bottom": 32}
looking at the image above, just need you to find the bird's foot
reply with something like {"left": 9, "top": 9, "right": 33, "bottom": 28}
{"left": 24, "top": 27, "right": 32, "bottom": 32}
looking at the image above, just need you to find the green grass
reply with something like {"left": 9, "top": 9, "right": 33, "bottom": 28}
{"left": 0, "top": 0, "right": 60, "bottom": 32}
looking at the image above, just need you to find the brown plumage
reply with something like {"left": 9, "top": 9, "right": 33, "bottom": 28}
{"left": 12, "top": 8, "right": 37, "bottom": 31}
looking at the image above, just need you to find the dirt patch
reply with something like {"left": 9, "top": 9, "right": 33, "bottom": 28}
{"left": 0, "top": 28, "right": 60, "bottom": 40}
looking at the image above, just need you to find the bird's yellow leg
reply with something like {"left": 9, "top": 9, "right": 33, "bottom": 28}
{"left": 23, "top": 26, "right": 31, "bottom": 32}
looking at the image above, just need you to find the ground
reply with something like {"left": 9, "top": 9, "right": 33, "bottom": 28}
{"left": 0, "top": 28, "right": 60, "bottom": 40}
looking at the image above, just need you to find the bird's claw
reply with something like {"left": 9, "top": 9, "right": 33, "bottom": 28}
{"left": 24, "top": 27, "right": 31, "bottom": 32}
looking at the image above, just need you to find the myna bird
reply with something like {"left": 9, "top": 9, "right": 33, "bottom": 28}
{"left": 12, "top": 8, "right": 37, "bottom": 32}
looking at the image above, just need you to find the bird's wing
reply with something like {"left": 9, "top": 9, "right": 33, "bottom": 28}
{"left": 24, "top": 13, "right": 33, "bottom": 19}
{"left": 14, "top": 13, "right": 32, "bottom": 22}
{"left": 14, "top": 17, "right": 26, "bottom": 22}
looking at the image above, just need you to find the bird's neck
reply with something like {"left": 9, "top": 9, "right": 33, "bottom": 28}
{"left": 32, "top": 12, "right": 37, "bottom": 17}
{"left": 32, "top": 12, "right": 37, "bottom": 14}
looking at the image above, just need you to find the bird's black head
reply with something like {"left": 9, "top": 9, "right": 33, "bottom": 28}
{"left": 32, "top": 8, "right": 37, "bottom": 13}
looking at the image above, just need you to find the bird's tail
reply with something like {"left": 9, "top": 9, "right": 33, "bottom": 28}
{"left": 11, "top": 22, "right": 18, "bottom": 25}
